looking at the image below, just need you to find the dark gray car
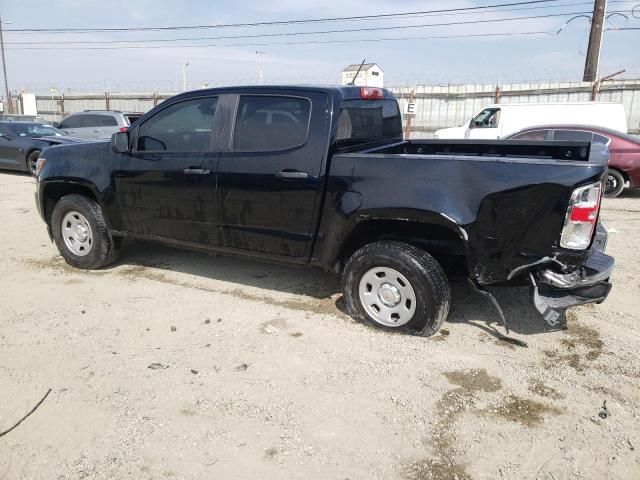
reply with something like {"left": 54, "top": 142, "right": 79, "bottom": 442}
{"left": 0, "top": 121, "right": 88, "bottom": 176}
{"left": 57, "top": 111, "right": 143, "bottom": 140}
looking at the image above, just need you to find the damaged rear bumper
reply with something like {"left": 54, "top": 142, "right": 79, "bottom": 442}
{"left": 531, "top": 226, "right": 614, "bottom": 325}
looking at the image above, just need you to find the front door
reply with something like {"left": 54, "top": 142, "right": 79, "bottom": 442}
{"left": 115, "top": 95, "right": 222, "bottom": 246}
{"left": 217, "top": 92, "right": 329, "bottom": 258}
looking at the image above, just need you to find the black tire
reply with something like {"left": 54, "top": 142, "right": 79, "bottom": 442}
{"left": 342, "top": 241, "right": 451, "bottom": 336}
{"left": 26, "top": 150, "right": 40, "bottom": 177}
{"left": 51, "top": 194, "right": 121, "bottom": 269}
{"left": 604, "top": 169, "right": 625, "bottom": 198}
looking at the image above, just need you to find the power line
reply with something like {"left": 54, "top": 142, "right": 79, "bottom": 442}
{"left": 1, "top": 30, "right": 572, "bottom": 51}
{"left": 7, "top": 1, "right": 629, "bottom": 45}
{"left": 6, "top": 10, "right": 632, "bottom": 48}
{"left": 4, "top": 0, "right": 563, "bottom": 33}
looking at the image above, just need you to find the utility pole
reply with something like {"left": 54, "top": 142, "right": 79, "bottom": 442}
{"left": 182, "top": 62, "right": 189, "bottom": 91}
{"left": 0, "top": 17, "right": 12, "bottom": 113}
{"left": 583, "top": 0, "right": 607, "bottom": 82}
{"left": 256, "top": 51, "right": 266, "bottom": 85}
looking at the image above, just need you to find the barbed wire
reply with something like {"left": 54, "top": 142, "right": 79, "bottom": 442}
{"left": 13, "top": 70, "right": 640, "bottom": 96}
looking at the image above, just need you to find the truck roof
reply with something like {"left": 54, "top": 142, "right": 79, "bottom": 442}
{"left": 170, "top": 85, "right": 397, "bottom": 102}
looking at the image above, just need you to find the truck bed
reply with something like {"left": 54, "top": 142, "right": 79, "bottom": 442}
{"left": 314, "top": 140, "right": 608, "bottom": 284}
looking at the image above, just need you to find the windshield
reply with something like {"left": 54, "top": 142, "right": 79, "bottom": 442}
{"left": 7, "top": 123, "right": 66, "bottom": 138}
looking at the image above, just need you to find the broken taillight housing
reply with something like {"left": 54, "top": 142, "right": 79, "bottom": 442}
{"left": 560, "top": 182, "right": 601, "bottom": 250}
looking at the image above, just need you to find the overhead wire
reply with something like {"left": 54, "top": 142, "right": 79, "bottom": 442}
{"left": 3, "top": 0, "right": 564, "bottom": 33}
{"left": 5, "top": 9, "right": 635, "bottom": 49}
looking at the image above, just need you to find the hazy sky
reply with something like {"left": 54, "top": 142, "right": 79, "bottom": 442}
{"left": 1, "top": 0, "right": 639, "bottom": 93}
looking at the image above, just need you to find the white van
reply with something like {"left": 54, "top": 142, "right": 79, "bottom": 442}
{"left": 434, "top": 102, "right": 628, "bottom": 139}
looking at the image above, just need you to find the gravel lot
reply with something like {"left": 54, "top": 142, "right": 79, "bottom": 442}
{"left": 1, "top": 171, "right": 639, "bottom": 479}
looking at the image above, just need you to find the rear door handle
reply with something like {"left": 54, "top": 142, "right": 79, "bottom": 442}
{"left": 276, "top": 170, "right": 309, "bottom": 180}
{"left": 183, "top": 168, "right": 211, "bottom": 175}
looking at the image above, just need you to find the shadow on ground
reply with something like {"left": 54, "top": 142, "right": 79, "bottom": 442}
{"left": 110, "top": 240, "right": 554, "bottom": 338}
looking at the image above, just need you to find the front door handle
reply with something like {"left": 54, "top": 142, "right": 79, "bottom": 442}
{"left": 183, "top": 168, "right": 211, "bottom": 175}
{"left": 276, "top": 170, "right": 309, "bottom": 180}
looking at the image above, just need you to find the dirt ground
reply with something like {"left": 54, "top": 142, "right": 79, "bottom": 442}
{"left": 0, "top": 171, "right": 639, "bottom": 480}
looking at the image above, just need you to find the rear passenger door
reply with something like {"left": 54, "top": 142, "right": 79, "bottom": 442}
{"left": 217, "top": 92, "right": 329, "bottom": 258}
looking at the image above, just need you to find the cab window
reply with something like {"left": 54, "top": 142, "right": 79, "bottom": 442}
{"left": 233, "top": 96, "right": 311, "bottom": 151}
{"left": 136, "top": 97, "right": 217, "bottom": 152}
{"left": 470, "top": 108, "right": 500, "bottom": 128}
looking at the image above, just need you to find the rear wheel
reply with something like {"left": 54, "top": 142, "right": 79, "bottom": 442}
{"left": 342, "top": 241, "right": 451, "bottom": 336}
{"left": 604, "top": 169, "right": 625, "bottom": 198}
{"left": 26, "top": 150, "right": 40, "bottom": 177}
{"left": 51, "top": 194, "right": 121, "bottom": 269}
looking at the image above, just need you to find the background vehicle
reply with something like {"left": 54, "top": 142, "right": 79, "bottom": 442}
{"left": 435, "top": 102, "right": 628, "bottom": 140}
{"left": 36, "top": 86, "right": 614, "bottom": 336}
{"left": 507, "top": 125, "right": 640, "bottom": 198}
{"left": 56, "top": 110, "right": 143, "bottom": 140}
{"left": 0, "top": 121, "right": 87, "bottom": 176}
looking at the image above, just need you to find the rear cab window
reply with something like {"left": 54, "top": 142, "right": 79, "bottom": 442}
{"left": 233, "top": 96, "right": 311, "bottom": 151}
{"left": 335, "top": 98, "right": 402, "bottom": 149}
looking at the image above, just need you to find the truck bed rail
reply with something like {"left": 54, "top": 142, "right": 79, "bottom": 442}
{"left": 368, "top": 140, "right": 594, "bottom": 161}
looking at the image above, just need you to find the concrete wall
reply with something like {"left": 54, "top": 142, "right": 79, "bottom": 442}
{"left": 28, "top": 80, "right": 640, "bottom": 135}
{"left": 391, "top": 80, "right": 640, "bottom": 136}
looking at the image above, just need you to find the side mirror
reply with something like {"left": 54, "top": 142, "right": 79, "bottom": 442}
{"left": 111, "top": 131, "right": 130, "bottom": 153}
{"left": 50, "top": 122, "right": 59, "bottom": 128}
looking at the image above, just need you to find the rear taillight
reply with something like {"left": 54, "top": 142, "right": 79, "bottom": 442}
{"left": 119, "top": 126, "right": 128, "bottom": 132}
{"left": 560, "top": 182, "right": 601, "bottom": 250}
{"left": 359, "top": 87, "right": 384, "bottom": 99}
{"left": 35, "top": 157, "right": 46, "bottom": 176}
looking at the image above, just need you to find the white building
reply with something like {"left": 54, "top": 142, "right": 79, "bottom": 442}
{"left": 341, "top": 63, "right": 384, "bottom": 88}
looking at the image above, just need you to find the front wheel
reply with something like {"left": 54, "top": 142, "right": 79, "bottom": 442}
{"left": 342, "top": 241, "right": 451, "bottom": 336}
{"left": 51, "top": 194, "right": 121, "bottom": 269}
{"left": 604, "top": 169, "right": 625, "bottom": 198}
{"left": 26, "top": 150, "right": 40, "bottom": 177}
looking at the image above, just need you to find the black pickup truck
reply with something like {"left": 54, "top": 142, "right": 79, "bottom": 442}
{"left": 35, "top": 85, "right": 614, "bottom": 336}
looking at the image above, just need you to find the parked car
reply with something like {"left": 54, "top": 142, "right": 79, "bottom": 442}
{"left": 56, "top": 110, "right": 143, "bottom": 140}
{"left": 35, "top": 86, "right": 614, "bottom": 336}
{"left": 435, "top": 102, "right": 628, "bottom": 140}
{"left": 0, "top": 121, "right": 88, "bottom": 176}
{"left": 506, "top": 125, "right": 640, "bottom": 198}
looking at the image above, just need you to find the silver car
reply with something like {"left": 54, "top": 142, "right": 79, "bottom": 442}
{"left": 56, "top": 111, "right": 143, "bottom": 140}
